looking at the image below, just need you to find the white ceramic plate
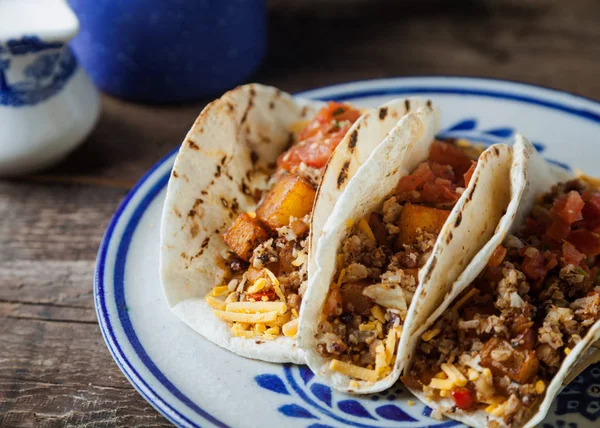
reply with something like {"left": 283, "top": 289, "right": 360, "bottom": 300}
{"left": 95, "top": 77, "right": 600, "bottom": 428}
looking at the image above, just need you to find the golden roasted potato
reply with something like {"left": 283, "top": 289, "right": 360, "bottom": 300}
{"left": 256, "top": 175, "right": 316, "bottom": 231}
{"left": 223, "top": 213, "right": 268, "bottom": 261}
{"left": 396, "top": 203, "right": 450, "bottom": 246}
{"left": 480, "top": 337, "right": 539, "bottom": 384}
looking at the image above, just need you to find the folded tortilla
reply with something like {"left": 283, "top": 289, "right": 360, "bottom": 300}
{"left": 160, "top": 83, "right": 432, "bottom": 363}
{"left": 402, "top": 137, "right": 600, "bottom": 427}
{"left": 298, "top": 103, "right": 518, "bottom": 392}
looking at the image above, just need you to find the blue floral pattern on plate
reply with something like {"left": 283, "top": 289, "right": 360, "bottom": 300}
{"left": 0, "top": 36, "right": 77, "bottom": 107}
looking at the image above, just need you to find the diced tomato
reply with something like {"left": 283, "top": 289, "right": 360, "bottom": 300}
{"left": 428, "top": 140, "right": 474, "bottom": 177}
{"left": 396, "top": 162, "right": 436, "bottom": 194}
{"left": 546, "top": 218, "right": 571, "bottom": 242}
{"left": 323, "top": 287, "right": 342, "bottom": 318}
{"left": 544, "top": 250, "right": 559, "bottom": 271}
{"left": 430, "top": 162, "right": 455, "bottom": 181}
{"left": 246, "top": 290, "right": 277, "bottom": 301}
{"left": 521, "top": 247, "right": 547, "bottom": 281}
{"left": 451, "top": 387, "right": 475, "bottom": 410}
{"left": 561, "top": 241, "right": 586, "bottom": 266}
{"left": 463, "top": 161, "right": 477, "bottom": 187}
{"left": 568, "top": 229, "right": 600, "bottom": 257}
{"left": 549, "top": 191, "right": 584, "bottom": 224}
{"left": 487, "top": 245, "right": 507, "bottom": 268}
{"left": 279, "top": 102, "right": 361, "bottom": 172}
{"left": 582, "top": 189, "right": 600, "bottom": 218}
{"left": 421, "top": 178, "right": 460, "bottom": 204}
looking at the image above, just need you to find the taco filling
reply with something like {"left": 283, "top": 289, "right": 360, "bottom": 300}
{"left": 316, "top": 139, "right": 483, "bottom": 383}
{"left": 404, "top": 179, "right": 600, "bottom": 426}
{"left": 205, "top": 102, "right": 362, "bottom": 341}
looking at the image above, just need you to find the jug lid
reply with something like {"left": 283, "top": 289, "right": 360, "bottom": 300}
{"left": 0, "top": 0, "right": 79, "bottom": 43}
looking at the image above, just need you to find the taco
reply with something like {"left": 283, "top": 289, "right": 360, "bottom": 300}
{"left": 401, "top": 137, "right": 600, "bottom": 427}
{"left": 160, "top": 83, "right": 431, "bottom": 363}
{"left": 298, "top": 103, "right": 520, "bottom": 393}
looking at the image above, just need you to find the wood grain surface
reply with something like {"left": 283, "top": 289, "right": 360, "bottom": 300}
{"left": 1, "top": 0, "right": 599, "bottom": 426}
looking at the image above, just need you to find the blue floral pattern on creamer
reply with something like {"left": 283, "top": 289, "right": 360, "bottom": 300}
{"left": 253, "top": 119, "right": 596, "bottom": 427}
{"left": 0, "top": 36, "right": 77, "bottom": 107}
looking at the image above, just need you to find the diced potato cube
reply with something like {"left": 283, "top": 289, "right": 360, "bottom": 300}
{"left": 397, "top": 203, "right": 450, "bottom": 246}
{"left": 480, "top": 337, "right": 540, "bottom": 384}
{"left": 223, "top": 213, "right": 268, "bottom": 261}
{"left": 256, "top": 175, "right": 316, "bottom": 231}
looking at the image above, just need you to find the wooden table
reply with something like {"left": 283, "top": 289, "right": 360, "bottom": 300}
{"left": 1, "top": 1, "right": 598, "bottom": 426}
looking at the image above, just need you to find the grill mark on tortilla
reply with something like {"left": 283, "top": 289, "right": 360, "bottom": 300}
{"left": 275, "top": 88, "right": 282, "bottom": 98}
{"left": 173, "top": 207, "right": 182, "bottom": 218}
{"left": 215, "top": 165, "right": 221, "bottom": 177}
{"left": 250, "top": 150, "right": 259, "bottom": 166}
{"left": 267, "top": 162, "right": 276, "bottom": 170}
{"left": 301, "top": 106, "right": 309, "bottom": 118}
{"left": 231, "top": 198, "right": 239, "bottom": 213}
{"left": 227, "top": 102, "right": 234, "bottom": 112}
{"left": 221, "top": 198, "right": 229, "bottom": 208}
{"left": 348, "top": 130, "right": 358, "bottom": 151}
{"left": 249, "top": 87, "right": 256, "bottom": 97}
{"left": 467, "top": 180, "right": 478, "bottom": 200}
{"left": 405, "top": 99, "right": 411, "bottom": 111}
{"left": 240, "top": 98, "right": 254, "bottom": 124}
{"left": 240, "top": 179, "right": 252, "bottom": 196}
{"left": 201, "top": 237, "right": 210, "bottom": 248}
{"left": 214, "top": 229, "right": 220, "bottom": 234}
{"left": 193, "top": 198, "right": 203, "bottom": 209}
{"left": 378, "top": 107, "right": 388, "bottom": 120}
{"left": 188, "top": 209, "right": 196, "bottom": 217}
{"left": 225, "top": 171, "right": 234, "bottom": 181}
{"left": 337, "top": 161, "right": 350, "bottom": 188}
{"left": 455, "top": 212, "right": 462, "bottom": 227}
{"left": 494, "top": 146, "right": 500, "bottom": 155}
{"left": 201, "top": 190, "right": 208, "bottom": 196}
{"left": 446, "top": 231, "right": 453, "bottom": 243}
{"left": 190, "top": 223, "right": 200, "bottom": 239}
{"left": 426, "top": 100, "right": 432, "bottom": 108}
{"left": 422, "top": 256, "right": 437, "bottom": 282}
{"left": 172, "top": 170, "right": 179, "bottom": 178}
{"left": 188, "top": 139, "right": 199, "bottom": 150}
{"left": 220, "top": 156, "right": 227, "bottom": 165}
{"left": 269, "top": 101, "right": 275, "bottom": 110}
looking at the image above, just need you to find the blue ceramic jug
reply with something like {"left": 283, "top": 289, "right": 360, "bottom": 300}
{"left": 68, "top": 0, "right": 266, "bottom": 103}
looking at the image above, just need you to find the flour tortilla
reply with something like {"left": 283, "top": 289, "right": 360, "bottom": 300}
{"left": 160, "top": 83, "right": 432, "bottom": 363}
{"left": 403, "top": 138, "right": 599, "bottom": 428}
{"left": 299, "top": 103, "right": 516, "bottom": 393}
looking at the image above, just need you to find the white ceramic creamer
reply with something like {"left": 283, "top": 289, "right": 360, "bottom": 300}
{"left": 0, "top": 0, "right": 100, "bottom": 175}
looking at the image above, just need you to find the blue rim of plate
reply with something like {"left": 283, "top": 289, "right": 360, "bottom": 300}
{"left": 94, "top": 77, "right": 600, "bottom": 428}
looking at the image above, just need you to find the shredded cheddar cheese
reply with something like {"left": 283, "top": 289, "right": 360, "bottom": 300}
{"left": 226, "top": 301, "right": 287, "bottom": 314}
{"left": 575, "top": 168, "right": 600, "bottom": 189}
{"left": 385, "top": 328, "right": 396, "bottom": 364}
{"left": 421, "top": 328, "right": 441, "bottom": 342}
{"left": 453, "top": 288, "right": 480, "bottom": 312}
{"left": 246, "top": 278, "right": 267, "bottom": 294}
{"left": 336, "top": 268, "right": 347, "bottom": 288}
{"left": 205, "top": 295, "right": 226, "bottom": 310}
{"left": 565, "top": 347, "right": 571, "bottom": 355}
{"left": 247, "top": 211, "right": 256, "bottom": 218}
{"left": 330, "top": 359, "right": 378, "bottom": 382}
{"left": 282, "top": 318, "right": 298, "bottom": 337}
{"left": 264, "top": 268, "right": 280, "bottom": 287}
{"left": 211, "top": 286, "right": 230, "bottom": 297}
{"left": 441, "top": 363, "right": 468, "bottom": 387}
{"left": 359, "top": 322, "right": 376, "bottom": 331}
{"left": 291, "top": 308, "right": 299, "bottom": 318}
{"left": 358, "top": 217, "right": 375, "bottom": 241}
{"left": 214, "top": 310, "right": 279, "bottom": 324}
{"left": 429, "top": 378, "right": 454, "bottom": 391}
{"left": 265, "top": 326, "right": 280, "bottom": 335}
{"left": 370, "top": 305, "right": 386, "bottom": 323}
{"left": 535, "top": 380, "right": 546, "bottom": 394}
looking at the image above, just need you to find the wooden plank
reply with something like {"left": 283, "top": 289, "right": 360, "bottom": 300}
{"left": 0, "top": 378, "right": 171, "bottom": 428}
